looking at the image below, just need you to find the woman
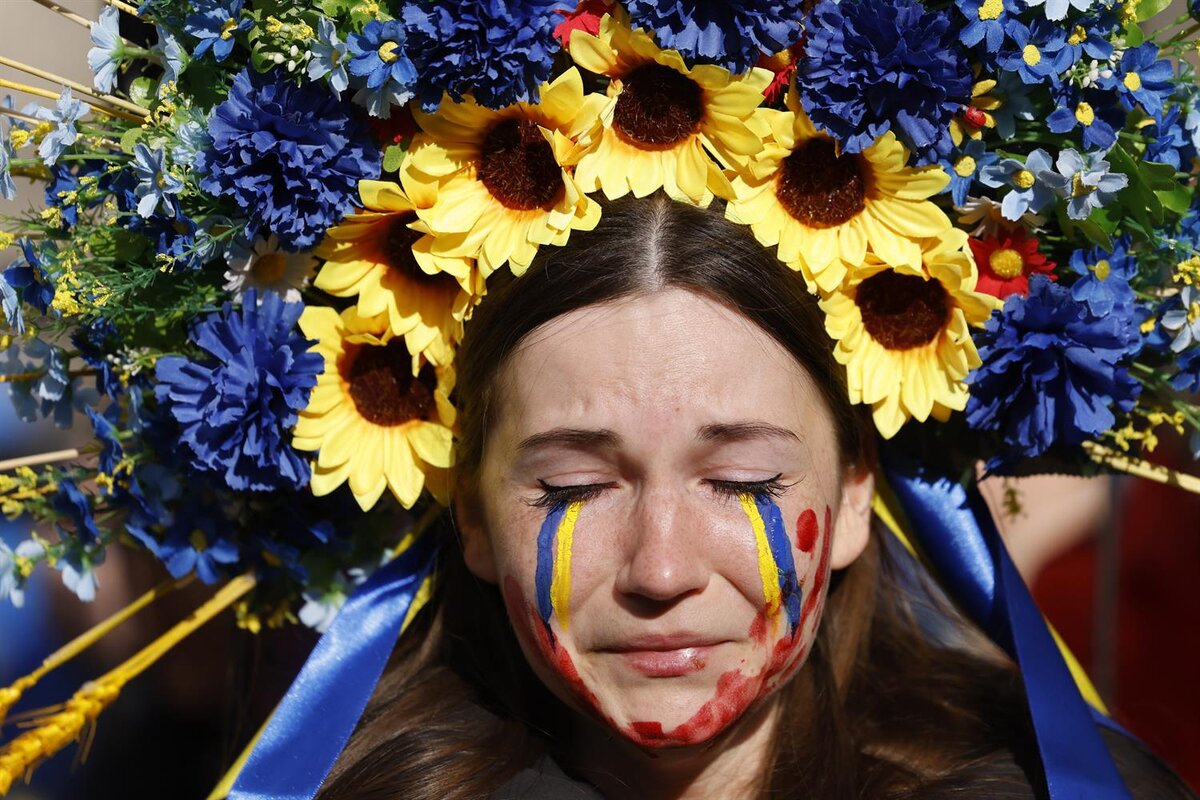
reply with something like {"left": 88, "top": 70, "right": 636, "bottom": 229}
{"left": 316, "top": 194, "right": 1192, "bottom": 799}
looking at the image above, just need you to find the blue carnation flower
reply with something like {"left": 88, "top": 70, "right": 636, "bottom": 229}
{"left": 966, "top": 275, "right": 1142, "bottom": 460}
{"left": 1046, "top": 85, "right": 1122, "bottom": 151}
{"left": 184, "top": 0, "right": 251, "bottom": 62}
{"left": 996, "top": 19, "right": 1071, "bottom": 86}
{"left": 401, "top": 0, "right": 568, "bottom": 112}
{"left": 1067, "top": 236, "right": 1136, "bottom": 316}
{"left": 154, "top": 290, "right": 323, "bottom": 492}
{"left": 1099, "top": 42, "right": 1174, "bottom": 119}
{"left": 624, "top": 0, "right": 806, "bottom": 73}
{"left": 939, "top": 139, "right": 997, "bottom": 206}
{"left": 1145, "top": 104, "right": 1196, "bottom": 170}
{"left": 798, "top": 0, "right": 973, "bottom": 165}
{"left": 346, "top": 19, "right": 417, "bottom": 117}
{"left": 198, "top": 68, "right": 381, "bottom": 250}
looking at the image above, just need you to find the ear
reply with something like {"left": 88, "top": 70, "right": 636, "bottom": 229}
{"left": 829, "top": 462, "right": 874, "bottom": 570}
{"left": 454, "top": 479, "right": 498, "bottom": 584}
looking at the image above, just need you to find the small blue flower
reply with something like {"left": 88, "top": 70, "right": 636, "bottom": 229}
{"left": 0, "top": 541, "right": 24, "bottom": 607}
{"left": 74, "top": 318, "right": 124, "bottom": 399}
{"left": 1024, "top": 0, "right": 1097, "bottom": 22}
{"left": 1173, "top": 346, "right": 1200, "bottom": 394}
{"left": 939, "top": 139, "right": 997, "bottom": 206}
{"left": 955, "top": 0, "right": 1020, "bottom": 53}
{"left": 34, "top": 89, "right": 88, "bottom": 165}
{"left": 1099, "top": 43, "right": 1174, "bottom": 119}
{"left": 86, "top": 405, "right": 124, "bottom": 477}
{"left": 198, "top": 68, "right": 382, "bottom": 250}
{"left": 1037, "top": 148, "right": 1128, "bottom": 220}
{"left": 980, "top": 147, "right": 1057, "bottom": 221}
{"left": 401, "top": 0, "right": 572, "bottom": 113}
{"left": 967, "top": 275, "right": 1142, "bottom": 460}
{"left": 1068, "top": 236, "right": 1136, "bottom": 316}
{"left": 184, "top": 0, "right": 251, "bottom": 63}
{"left": 989, "top": 70, "right": 1036, "bottom": 139}
{"left": 53, "top": 478, "right": 102, "bottom": 544}
{"left": 996, "top": 19, "right": 1071, "bottom": 86}
{"left": 171, "top": 110, "right": 212, "bottom": 166}
{"left": 1060, "top": 14, "right": 1115, "bottom": 65}
{"left": 155, "top": 25, "right": 187, "bottom": 90}
{"left": 88, "top": 5, "right": 124, "bottom": 94}
{"left": 0, "top": 274, "right": 22, "bottom": 334}
{"left": 345, "top": 19, "right": 417, "bottom": 117}
{"left": 798, "top": 0, "right": 974, "bottom": 164}
{"left": 154, "top": 290, "right": 324, "bottom": 491}
{"left": 156, "top": 512, "right": 240, "bottom": 585}
{"left": 4, "top": 239, "right": 56, "bottom": 314}
{"left": 132, "top": 142, "right": 184, "bottom": 218}
{"left": 1160, "top": 285, "right": 1200, "bottom": 352}
{"left": 624, "top": 0, "right": 806, "bottom": 73}
{"left": 0, "top": 139, "right": 15, "bottom": 201}
{"left": 307, "top": 16, "right": 350, "bottom": 95}
{"left": 5, "top": 338, "right": 95, "bottom": 429}
{"left": 59, "top": 545, "right": 103, "bottom": 602}
{"left": 1145, "top": 104, "right": 1196, "bottom": 170}
{"left": 1046, "top": 86, "right": 1121, "bottom": 151}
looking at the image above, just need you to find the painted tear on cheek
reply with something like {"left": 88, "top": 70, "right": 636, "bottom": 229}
{"left": 534, "top": 499, "right": 583, "bottom": 633}
{"left": 800, "top": 505, "right": 833, "bottom": 624}
{"left": 738, "top": 493, "right": 802, "bottom": 636}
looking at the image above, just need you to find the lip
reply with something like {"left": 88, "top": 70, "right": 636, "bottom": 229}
{"left": 598, "top": 634, "right": 731, "bottom": 678}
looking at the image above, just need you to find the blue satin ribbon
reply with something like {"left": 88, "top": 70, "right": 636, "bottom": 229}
{"left": 883, "top": 461, "right": 1132, "bottom": 799}
{"left": 228, "top": 530, "right": 439, "bottom": 800}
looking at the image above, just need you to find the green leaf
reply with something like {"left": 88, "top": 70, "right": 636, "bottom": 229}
{"left": 1136, "top": 0, "right": 1173, "bottom": 22}
{"left": 1107, "top": 142, "right": 1164, "bottom": 228}
{"left": 1125, "top": 22, "right": 1144, "bottom": 47}
{"left": 382, "top": 143, "right": 407, "bottom": 173}
{"left": 1156, "top": 184, "right": 1192, "bottom": 216}
{"left": 120, "top": 125, "right": 145, "bottom": 155}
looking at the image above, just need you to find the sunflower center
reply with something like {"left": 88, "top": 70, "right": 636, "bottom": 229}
{"left": 612, "top": 63, "right": 704, "bottom": 148}
{"left": 251, "top": 252, "right": 288, "bottom": 284}
{"left": 478, "top": 118, "right": 564, "bottom": 211}
{"left": 346, "top": 342, "right": 436, "bottom": 427}
{"left": 775, "top": 138, "right": 867, "bottom": 228}
{"left": 384, "top": 216, "right": 460, "bottom": 291}
{"left": 855, "top": 271, "right": 950, "bottom": 350}
{"left": 988, "top": 248, "right": 1026, "bottom": 279}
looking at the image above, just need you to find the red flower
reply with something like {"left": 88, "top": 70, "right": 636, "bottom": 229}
{"left": 758, "top": 42, "right": 806, "bottom": 105}
{"left": 553, "top": 0, "right": 613, "bottom": 49}
{"left": 968, "top": 228, "right": 1057, "bottom": 298}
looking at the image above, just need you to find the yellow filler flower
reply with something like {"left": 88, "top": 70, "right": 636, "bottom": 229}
{"left": 568, "top": 12, "right": 771, "bottom": 206}
{"left": 294, "top": 306, "right": 456, "bottom": 511}
{"left": 403, "top": 68, "right": 604, "bottom": 277}
{"left": 727, "top": 88, "right": 953, "bottom": 294}
{"left": 819, "top": 229, "right": 998, "bottom": 439}
{"left": 314, "top": 178, "right": 482, "bottom": 369}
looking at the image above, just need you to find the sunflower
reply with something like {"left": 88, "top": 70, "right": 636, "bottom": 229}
{"left": 294, "top": 306, "right": 456, "bottom": 511}
{"left": 402, "top": 68, "right": 604, "bottom": 277}
{"left": 727, "top": 88, "right": 953, "bottom": 294}
{"left": 314, "top": 179, "right": 481, "bottom": 368}
{"left": 819, "top": 229, "right": 999, "bottom": 438}
{"left": 567, "top": 11, "right": 771, "bottom": 206}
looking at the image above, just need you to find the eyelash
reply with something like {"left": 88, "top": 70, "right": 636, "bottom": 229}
{"left": 528, "top": 474, "right": 791, "bottom": 509}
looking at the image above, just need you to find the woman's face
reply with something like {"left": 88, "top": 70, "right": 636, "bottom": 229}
{"left": 459, "top": 288, "right": 873, "bottom": 748}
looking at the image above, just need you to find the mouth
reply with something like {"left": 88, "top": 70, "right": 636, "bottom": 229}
{"left": 597, "top": 634, "right": 731, "bottom": 678}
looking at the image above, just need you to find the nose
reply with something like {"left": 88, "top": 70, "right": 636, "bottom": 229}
{"left": 613, "top": 489, "right": 711, "bottom": 606}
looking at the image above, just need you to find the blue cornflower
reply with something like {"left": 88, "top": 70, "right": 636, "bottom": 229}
{"left": 171, "top": 108, "right": 212, "bottom": 166}
{"left": 956, "top": 0, "right": 1020, "bottom": 53}
{"left": 1068, "top": 236, "right": 1136, "bottom": 316}
{"left": 980, "top": 148, "right": 1057, "bottom": 221}
{"left": 132, "top": 142, "right": 184, "bottom": 218}
{"left": 1173, "top": 346, "right": 1200, "bottom": 394}
{"left": 966, "top": 275, "right": 1142, "bottom": 460}
{"left": 53, "top": 479, "right": 101, "bottom": 544}
{"left": 154, "top": 290, "right": 323, "bottom": 492}
{"left": 184, "top": 0, "right": 251, "bottom": 62}
{"left": 1046, "top": 85, "right": 1121, "bottom": 150}
{"left": 1161, "top": 285, "right": 1200, "bottom": 352}
{"left": 1099, "top": 43, "right": 1174, "bottom": 119}
{"left": 307, "top": 16, "right": 350, "bottom": 95}
{"left": 989, "top": 71, "right": 1036, "bottom": 139}
{"left": 6, "top": 339, "right": 95, "bottom": 429}
{"left": 1145, "top": 104, "right": 1196, "bottom": 170}
{"left": 155, "top": 25, "right": 187, "bottom": 90}
{"left": 34, "top": 88, "right": 88, "bottom": 165}
{"left": 0, "top": 275, "right": 22, "bottom": 334}
{"left": 1060, "top": 14, "right": 1115, "bottom": 66}
{"left": 798, "top": 0, "right": 973, "bottom": 165}
{"left": 940, "top": 139, "right": 997, "bottom": 206}
{"left": 996, "top": 19, "right": 1071, "bottom": 86}
{"left": 623, "top": 0, "right": 806, "bottom": 73}
{"left": 0, "top": 139, "right": 15, "bottom": 201}
{"left": 58, "top": 543, "right": 103, "bottom": 602}
{"left": 1038, "top": 148, "right": 1128, "bottom": 220}
{"left": 155, "top": 508, "right": 240, "bottom": 584}
{"left": 198, "top": 68, "right": 381, "bottom": 250}
{"left": 4, "top": 239, "right": 56, "bottom": 314}
{"left": 345, "top": 19, "right": 417, "bottom": 117}
{"left": 1024, "top": 0, "right": 1096, "bottom": 22}
{"left": 86, "top": 405, "right": 124, "bottom": 478}
{"left": 88, "top": 5, "right": 124, "bottom": 94}
{"left": 43, "top": 164, "right": 87, "bottom": 229}
{"left": 74, "top": 319, "right": 124, "bottom": 399}
{"left": 401, "top": 0, "right": 570, "bottom": 112}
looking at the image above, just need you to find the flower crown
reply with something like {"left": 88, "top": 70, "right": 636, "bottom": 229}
{"left": 1, "top": 0, "right": 1200, "bottom": 789}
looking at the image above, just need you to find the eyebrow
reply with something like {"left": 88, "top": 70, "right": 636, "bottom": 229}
{"left": 696, "top": 421, "right": 801, "bottom": 445}
{"left": 517, "top": 428, "right": 621, "bottom": 454}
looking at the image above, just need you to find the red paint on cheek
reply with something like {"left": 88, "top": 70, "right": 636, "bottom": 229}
{"left": 795, "top": 508, "right": 819, "bottom": 553}
{"left": 625, "top": 669, "right": 758, "bottom": 747}
{"left": 800, "top": 505, "right": 833, "bottom": 622}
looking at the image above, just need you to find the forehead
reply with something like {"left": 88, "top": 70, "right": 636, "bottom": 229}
{"left": 490, "top": 288, "right": 836, "bottom": 447}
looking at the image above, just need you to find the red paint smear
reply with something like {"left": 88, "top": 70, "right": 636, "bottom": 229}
{"left": 800, "top": 505, "right": 833, "bottom": 622}
{"left": 795, "top": 508, "right": 819, "bottom": 553}
{"left": 626, "top": 668, "right": 757, "bottom": 747}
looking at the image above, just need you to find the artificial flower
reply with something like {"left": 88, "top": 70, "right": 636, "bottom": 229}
{"left": 978, "top": 148, "right": 1057, "bottom": 221}
{"left": 345, "top": 19, "right": 418, "bottom": 118}
{"left": 819, "top": 228, "right": 997, "bottom": 438}
{"left": 314, "top": 177, "right": 480, "bottom": 366}
{"left": 1161, "top": 285, "right": 1200, "bottom": 353}
{"left": 1037, "top": 148, "right": 1128, "bottom": 220}
{"left": 1, "top": 141, "right": 16, "bottom": 202}
{"left": 940, "top": 139, "right": 998, "bottom": 207}
{"left": 1024, "top": 0, "right": 1097, "bottom": 21}
{"left": 798, "top": 0, "right": 973, "bottom": 165}
{"left": 967, "top": 227, "right": 1057, "bottom": 298}
{"left": 87, "top": 5, "right": 124, "bottom": 94}
{"left": 34, "top": 88, "right": 88, "bottom": 166}
{"left": 987, "top": 71, "right": 1037, "bottom": 139}
{"left": 949, "top": 76, "right": 1002, "bottom": 146}
{"left": 131, "top": 143, "right": 184, "bottom": 219}
{"left": 568, "top": 11, "right": 771, "bottom": 205}
{"left": 223, "top": 234, "right": 318, "bottom": 304}
{"left": 293, "top": 305, "right": 456, "bottom": 511}
{"left": 307, "top": 16, "right": 350, "bottom": 95}
{"left": 198, "top": 68, "right": 381, "bottom": 250}
{"left": 1068, "top": 236, "right": 1136, "bottom": 317}
{"left": 183, "top": 0, "right": 251, "bottom": 62}
{"left": 1046, "top": 86, "right": 1121, "bottom": 151}
{"left": 1099, "top": 42, "right": 1174, "bottom": 119}
{"left": 553, "top": 0, "right": 613, "bottom": 48}
{"left": 996, "top": 20, "right": 1071, "bottom": 86}
{"left": 404, "top": 68, "right": 603, "bottom": 276}
{"left": 727, "top": 89, "right": 951, "bottom": 293}
{"left": 623, "top": 0, "right": 806, "bottom": 73}
{"left": 1145, "top": 104, "right": 1197, "bottom": 170}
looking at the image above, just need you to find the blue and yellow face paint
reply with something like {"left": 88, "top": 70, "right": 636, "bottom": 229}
{"left": 739, "top": 493, "right": 802, "bottom": 636}
{"left": 535, "top": 500, "right": 584, "bottom": 634}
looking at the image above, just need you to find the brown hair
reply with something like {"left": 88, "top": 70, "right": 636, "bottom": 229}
{"left": 316, "top": 194, "right": 1190, "bottom": 799}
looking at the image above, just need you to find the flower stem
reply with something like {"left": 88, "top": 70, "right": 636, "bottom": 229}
{"left": 0, "top": 448, "right": 80, "bottom": 472}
